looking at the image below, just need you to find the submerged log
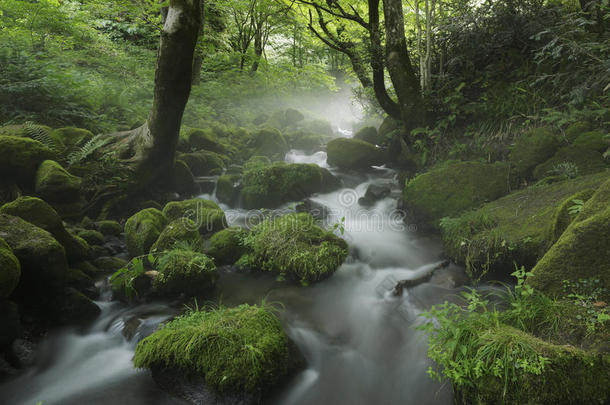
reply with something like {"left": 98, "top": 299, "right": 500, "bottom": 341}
{"left": 391, "top": 260, "right": 450, "bottom": 296}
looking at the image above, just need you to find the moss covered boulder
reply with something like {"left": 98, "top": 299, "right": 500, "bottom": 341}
{"left": 58, "top": 287, "right": 100, "bottom": 324}
{"left": 240, "top": 162, "right": 340, "bottom": 209}
{"left": 532, "top": 146, "right": 607, "bottom": 180}
{"left": 573, "top": 131, "right": 609, "bottom": 153}
{"left": 0, "top": 196, "right": 90, "bottom": 263}
{"left": 287, "top": 131, "right": 326, "bottom": 153}
{"left": 153, "top": 249, "right": 218, "bottom": 297}
{"left": 564, "top": 121, "right": 592, "bottom": 143}
{"left": 509, "top": 128, "right": 560, "bottom": 179}
{"left": 124, "top": 208, "right": 168, "bottom": 257}
{"left": 440, "top": 172, "right": 608, "bottom": 281}
{"left": 247, "top": 128, "right": 288, "bottom": 161}
{"left": 241, "top": 213, "right": 348, "bottom": 284}
{"left": 216, "top": 174, "right": 242, "bottom": 205}
{"left": 353, "top": 126, "right": 379, "bottom": 144}
{"left": 133, "top": 304, "right": 301, "bottom": 398}
{"left": 50, "top": 127, "right": 94, "bottom": 153}
{"left": 326, "top": 137, "right": 385, "bottom": 170}
{"left": 0, "top": 238, "right": 20, "bottom": 298}
{"left": 207, "top": 227, "right": 249, "bottom": 266}
{"left": 77, "top": 229, "right": 105, "bottom": 246}
{"left": 162, "top": 199, "right": 226, "bottom": 234}
{"left": 403, "top": 161, "right": 511, "bottom": 229}
{"left": 0, "top": 135, "right": 54, "bottom": 185}
{"left": 96, "top": 220, "right": 122, "bottom": 237}
{"left": 547, "top": 189, "right": 596, "bottom": 245}
{"left": 183, "top": 128, "right": 227, "bottom": 154}
{"left": 150, "top": 218, "right": 204, "bottom": 253}
{"left": 529, "top": 179, "right": 610, "bottom": 296}
{"left": 35, "top": 160, "right": 82, "bottom": 203}
{"left": 179, "top": 150, "right": 226, "bottom": 176}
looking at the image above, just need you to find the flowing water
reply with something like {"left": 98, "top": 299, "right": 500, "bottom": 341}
{"left": 0, "top": 147, "right": 462, "bottom": 405}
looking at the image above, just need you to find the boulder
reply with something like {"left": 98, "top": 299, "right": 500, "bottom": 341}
{"left": 179, "top": 150, "right": 226, "bottom": 176}
{"left": 326, "top": 138, "right": 385, "bottom": 170}
{"left": 240, "top": 213, "right": 348, "bottom": 285}
{"left": 564, "top": 121, "right": 592, "bottom": 143}
{"left": 403, "top": 161, "right": 511, "bottom": 229}
{"left": 152, "top": 249, "right": 218, "bottom": 297}
{"left": 247, "top": 128, "right": 288, "bottom": 161}
{"left": 150, "top": 218, "right": 204, "bottom": 253}
{"left": 0, "top": 196, "right": 90, "bottom": 263}
{"left": 207, "top": 227, "right": 249, "bottom": 266}
{"left": 185, "top": 128, "right": 226, "bottom": 154}
{"left": 295, "top": 198, "right": 330, "bottom": 220}
{"left": 92, "top": 256, "right": 129, "bottom": 273}
{"left": 358, "top": 183, "right": 392, "bottom": 207}
{"left": 240, "top": 162, "right": 341, "bottom": 209}
{"left": 353, "top": 126, "right": 379, "bottom": 144}
{"left": 509, "top": 128, "right": 560, "bottom": 179}
{"left": 58, "top": 287, "right": 100, "bottom": 324}
{"left": 50, "top": 127, "right": 94, "bottom": 153}
{"left": 286, "top": 131, "right": 326, "bottom": 153}
{"left": 77, "top": 229, "right": 105, "bottom": 246}
{"left": 0, "top": 238, "right": 20, "bottom": 298}
{"left": 124, "top": 208, "right": 167, "bottom": 257}
{"left": 216, "top": 174, "right": 242, "bottom": 206}
{"left": 35, "top": 160, "right": 81, "bottom": 203}
{"left": 285, "top": 108, "right": 305, "bottom": 125}
{"left": 0, "top": 136, "right": 54, "bottom": 186}
{"left": 95, "top": 220, "right": 122, "bottom": 237}
{"left": 547, "top": 189, "right": 596, "bottom": 245}
{"left": 532, "top": 146, "right": 607, "bottom": 180}
{"left": 572, "top": 131, "right": 609, "bottom": 153}
{"left": 162, "top": 199, "right": 226, "bottom": 234}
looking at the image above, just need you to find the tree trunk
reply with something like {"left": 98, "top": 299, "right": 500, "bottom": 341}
{"left": 251, "top": 30, "right": 263, "bottom": 72}
{"left": 192, "top": 0, "right": 206, "bottom": 85}
{"left": 382, "top": 0, "right": 423, "bottom": 131}
{"left": 115, "top": 0, "right": 202, "bottom": 184}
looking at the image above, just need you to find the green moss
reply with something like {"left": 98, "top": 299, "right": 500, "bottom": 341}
{"left": 529, "top": 180, "right": 610, "bottom": 296}
{"left": 35, "top": 160, "right": 82, "bottom": 203}
{"left": 548, "top": 189, "right": 595, "bottom": 245}
{"left": 50, "top": 127, "right": 94, "bottom": 153}
{"left": 509, "top": 128, "right": 560, "bottom": 178}
{"left": 133, "top": 304, "right": 298, "bottom": 395}
{"left": 0, "top": 238, "right": 20, "bottom": 298}
{"left": 326, "top": 137, "right": 384, "bottom": 170}
{"left": 77, "top": 229, "right": 105, "bottom": 246}
{"left": 0, "top": 196, "right": 90, "bottom": 263}
{"left": 92, "top": 256, "right": 128, "bottom": 272}
{"left": 247, "top": 128, "right": 288, "bottom": 161}
{"left": 96, "top": 220, "right": 122, "bottom": 237}
{"left": 243, "top": 155, "right": 271, "bottom": 171}
{"left": 184, "top": 128, "right": 226, "bottom": 154}
{"left": 532, "top": 146, "right": 607, "bottom": 180}
{"left": 207, "top": 227, "right": 249, "bottom": 265}
{"left": 150, "top": 219, "right": 204, "bottom": 254}
{"left": 564, "top": 121, "right": 592, "bottom": 143}
{"left": 572, "top": 131, "right": 609, "bottom": 153}
{"left": 287, "top": 131, "right": 326, "bottom": 153}
{"left": 124, "top": 208, "right": 167, "bottom": 257}
{"left": 403, "top": 161, "right": 511, "bottom": 230}
{"left": 0, "top": 135, "right": 54, "bottom": 185}
{"left": 153, "top": 249, "right": 218, "bottom": 297}
{"left": 241, "top": 162, "right": 340, "bottom": 209}
{"left": 216, "top": 174, "right": 242, "bottom": 205}
{"left": 440, "top": 172, "right": 608, "bottom": 281}
{"left": 179, "top": 150, "right": 227, "bottom": 176}
{"left": 162, "top": 199, "right": 226, "bottom": 234}
{"left": 242, "top": 213, "right": 348, "bottom": 284}
{"left": 353, "top": 126, "right": 379, "bottom": 144}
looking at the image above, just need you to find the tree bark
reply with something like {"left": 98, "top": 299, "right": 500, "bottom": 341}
{"left": 115, "top": 0, "right": 202, "bottom": 184}
{"left": 192, "top": 0, "right": 206, "bottom": 85}
{"left": 382, "top": 0, "right": 423, "bottom": 130}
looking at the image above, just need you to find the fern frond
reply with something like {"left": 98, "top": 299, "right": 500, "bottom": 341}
{"left": 68, "top": 134, "right": 112, "bottom": 165}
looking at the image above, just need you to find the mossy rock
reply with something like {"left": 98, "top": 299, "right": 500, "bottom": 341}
{"left": 572, "top": 131, "right": 609, "bottom": 153}
{"left": 529, "top": 179, "right": 610, "bottom": 296}
{"left": 0, "top": 196, "right": 90, "bottom": 263}
{"left": 50, "top": 127, "right": 94, "bottom": 153}
{"left": 179, "top": 150, "right": 227, "bottom": 176}
{"left": 509, "top": 128, "right": 560, "bottom": 179}
{"left": 58, "top": 287, "right": 100, "bottom": 324}
{"left": 285, "top": 108, "right": 305, "bottom": 125}
{"left": 240, "top": 162, "right": 340, "bottom": 209}
{"left": 243, "top": 155, "right": 272, "bottom": 171}
{"left": 440, "top": 172, "right": 608, "bottom": 281}
{"left": 171, "top": 160, "right": 198, "bottom": 196}
{"left": 548, "top": 189, "right": 596, "bottom": 246}
{"left": 150, "top": 219, "right": 204, "bottom": 254}
{"left": 0, "top": 299, "right": 21, "bottom": 347}
{"left": 184, "top": 128, "right": 226, "bottom": 154}
{"left": 457, "top": 324, "right": 610, "bottom": 405}
{"left": 207, "top": 227, "right": 249, "bottom": 266}
{"left": 0, "top": 214, "right": 68, "bottom": 308}
{"left": 0, "top": 238, "right": 20, "bottom": 298}
{"left": 216, "top": 174, "right": 242, "bottom": 206}
{"left": 247, "top": 128, "right": 288, "bottom": 161}
{"left": 302, "top": 119, "right": 334, "bottom": 136}
{"left": 66, "top": 267, "right": 94, "bottom": 292}
{"left": 353, "top": 126, "right": 379, "bottom": 144}
{"left": 286, "top": 131, "right": 326, "bottom": 153}
{"left": 124, "top": 208, "right": 168, "bottom": 257}
{"left": 241, "top": 213, "right": 348, "bottom": 285}
{"left": 326, "top": 137, "right": 384, "bottom": 170}
{"left": 153, "top": 249, "right": 218, "bottom": 297}
{"left": 92, "top": 256, "right": 129, "bottom": 273}
{"left": 532, "top": 145, "right": 607, "bottom": 180}
{"left": 162, "top": 199, "right": 226, "bottom": 234}
{"left": 564, "top": 121, "right": 592, "bottom": 143}
{"left": 35, "top": 160, "right": 82, "bottom": 203}
{"left": 0, "top": 135, "right": 54, "bottom": 186}
{"left": 403, "top": 161, "right": 512, "bottom": 229}
{"left": 133, "top": 304, "right": 301, "bottom": 397}
{"left": 77, "top": 229, "right": 105, "bottom": 246}
{"left": 96, "top": 220, "right": 122, "bottom": 237}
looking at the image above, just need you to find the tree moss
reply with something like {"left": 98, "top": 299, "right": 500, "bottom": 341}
{"left": 247, "top": 128, "right": 288, "bottom": 161}
{"left": 133, "top": 304, "right": 299, "bottom": 396}
{"left": 509, "top": 128, "right": 560, "bottom": 178}
{"left": 216, "top": 174, "right": 242, "bottom": 205}
{"left": 0, "top": 237, "right": 20, "bottom": 298}
{"left": 532, "top": 146, "right": 607, "bottom": 180}
{"left": 403, "top": 161, "right": 511, "bottom": 229}
{"left": 96, "top": 220, "right": 122, "bottom": 237}
{"left": 0, "top": 135, "right": 54, "bottom": 185}
{"left": 547, "top": 189, "right": 595, "bottom": 245}
{"left": 153, "top": 249, "right": 218, "bottom": 297}
{"left": 150, "top": 218, "right": 204, "bottom": 253}
{"left": 240, "top": 162, "right": 340, "bottom": 209}
{"left": 440, "top": 172, "right": 608, "bottom": 281}
{"left": 241, "top": 213, "right": 348, "bottom": 284}
{"left": 124, "top": 208, "right": 167, "bottom": 257}
{"left": 326, "top": 137, "right": 385, "bottom": 170}
{"left": 162, "top": 199, "right": 226, "bottom": 234}
{"left": 572, "top": 131, "right": 609, "bottom": 153}
{"left": 207, "top": 227, "right": 249, "bottom": 266}
{"left": 35, "top": 160, "right": 82, "bottom": 203}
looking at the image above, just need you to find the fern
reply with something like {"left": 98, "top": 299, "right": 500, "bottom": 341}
{"left": 23, "top": 121, "right": 61, "bottom": 152}
{"left": 68, "top": 134, "right": 112, "bottom": 165}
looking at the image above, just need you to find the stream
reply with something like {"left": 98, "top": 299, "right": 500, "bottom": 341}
{"left": 0, "top": 147, "right": 463, "bottom": 405}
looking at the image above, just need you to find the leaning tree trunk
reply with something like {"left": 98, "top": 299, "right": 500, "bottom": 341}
{"left": 382, "top": 0, "right": 424, "bottom": 131}
{"left": 115, "top": 0, "right": 202, "bottom": 184}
